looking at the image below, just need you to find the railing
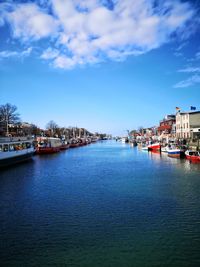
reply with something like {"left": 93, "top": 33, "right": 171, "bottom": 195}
{"left": 0, "top": 136, "right": 33, "bottom": 143}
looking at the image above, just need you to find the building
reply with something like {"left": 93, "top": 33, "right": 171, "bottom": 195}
{"left": 140, "top": 126, "right": 158, "bottom": 139}
{"left": 157, "top": 115, "right": 176, "bottom": 138}
{"left": 176, "top": 111, "right": 200, "bottom": 139}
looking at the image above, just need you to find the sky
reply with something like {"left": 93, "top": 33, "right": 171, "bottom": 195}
{"left": 0, "top": 0, "right": 200, "bottom": 136}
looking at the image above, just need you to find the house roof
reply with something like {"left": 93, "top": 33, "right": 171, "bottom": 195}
{"left": 177, "top": 111, "right": 200, "bottom": 115}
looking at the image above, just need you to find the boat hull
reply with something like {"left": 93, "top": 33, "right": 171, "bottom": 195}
{"left": 60, "top": 144, "right": 70, "bottom": 150}
{"left": 168, "top": 152, "right": 180, "bottom": 158}
{"left": 148, "top": 144, "right": 161, "bottom": 152}
{"left": 186, "top": 155, "right": 200, "bottom": 162}
{"left": 69, "top": 143, "right": 80, "bottom": 148}
{"left": 36, "top": 147, "right": 60, "bottom": 154}
{"left": 168, "top": 150, "right": 185, "bottom": 158}
{"left": 0, "top": 152, "right": 34, "bottom": 168}
{"left": 185, "top": 151, "right": 200, "bottom": 162}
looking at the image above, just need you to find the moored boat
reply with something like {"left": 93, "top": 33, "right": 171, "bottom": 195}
{"left": 161, "top": 145, "right": 170, "bottom": 153}
{"left": 121, "top": 137, "right": 129, "bottom": 143}
{"left": 148, "top": 143, "right": 161, "bottom": 152}
{"left": 60, "top": 141, "right": 70, "bottom": 150}
{"left": 141, "top": 146, "right": 148, "bottom": 151}
{"left": 167, "top": 148, "right": 185, "bottom": 158}
{"left": 69, "top": 138, "right": 80, "bottom": 148}
{"left": 185, "top": 150, "right": 200, "bottom": 162}
{"left": 0, "top": 137, "right": 35, "bottom": 167}
{"left": 36, "top": 137, "right": 62, "bottom": 154}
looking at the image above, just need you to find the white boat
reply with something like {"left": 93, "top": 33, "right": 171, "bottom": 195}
{"left": 161, "top": 145, "right": 171, "bottom": 153}
{"left": 141, "top": 146, "right": 148, "bottom": 150}
{"left": 167, "top": 148, "right": 185, "bottom": 158}
{"left": 121, "top": 137, "right": 128, "bottom": 143}
{"left": 0, "top": 137, "right": 35, "bottom": 167}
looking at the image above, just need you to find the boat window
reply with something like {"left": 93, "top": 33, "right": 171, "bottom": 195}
{"left": 9, "top": 144, "right": 15, "bottom": 151}
{"left": 0, "top": 145, "right": 2, "bottom": 152}
{"left": 3, "top": 144, "right": 9, "bottom": 152}
{"left": 26, "top": 142, "right": 31, "bottom": 149}
{"left": 22, "top": 143, "right": 26, "bottom": 149}
{"left": 14, "top": 143, "right": 21, "bottom": 150}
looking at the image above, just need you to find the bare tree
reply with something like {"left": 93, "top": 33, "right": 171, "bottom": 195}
{"left": 138, "top": 126, "right": 144, "bottom": 134}
{"left": 0, "top": 103, "right": 20, "bottom": 136}
{"left": 46, "top": 120, "right": 58, "bottom": 136}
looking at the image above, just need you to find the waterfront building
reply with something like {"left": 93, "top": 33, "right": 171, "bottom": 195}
{"left": 176, "top": 111, "right": 200, "bottom": 139}
{"left": 141, "top": 127, "right": 157, "bottom": 138}
{"left": 157, "top": 115, "right": 176, "bottom": 139}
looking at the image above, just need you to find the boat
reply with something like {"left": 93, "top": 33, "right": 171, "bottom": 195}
{"left": 147, "top": 143, "right": 161, "bottom": 152}
{"left": 167, "top": 148, "right": 185, "bottom": 158}
{"left": 161, "top": 145, "right": 171, "bottom": 153}
{"left": 86, "top": 138, "right": 91, "bottom": 144}
{"left": 141, "top": 146, "right": 148, "bottom": 151}
{"left": 161, "top": 146, "right": 169, "bottom": 153}
{"left": 60, "top": 141, "right": 70, "bottom": 150}
{"left": 77, "top": 138, "right": 87, "bottom": 146}
{"left": 185, "top": 150, "right": 200, "bottom": 162}
{"left": 36, "top": 137, "right": 62, "bottom": 154}
{"left": 121, "top": 137, "right": 129, "bottom": 143}
{"left": 91, "top": 136, "right": 99, "bottom": 143}
{"left": 0, "top": 137, "right": 35, "bottom": 167}
{"left": 69, "top": 138, "right": 80, "bottom": 148}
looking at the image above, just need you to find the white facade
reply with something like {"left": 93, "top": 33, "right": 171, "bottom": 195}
{"left": 176, "top": 111, "right": 200, "bottom": 139}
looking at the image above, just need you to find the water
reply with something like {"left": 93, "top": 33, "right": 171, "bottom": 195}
{"left": 0, "top": 141, "right": 200, "bottom": 267}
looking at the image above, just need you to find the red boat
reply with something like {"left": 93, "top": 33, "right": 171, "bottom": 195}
{"left": 148, "top": 143, "right": 161, "bottom": 152}
{"left": 60, "top": 142, "right": 70, "bottom": 150}
{"left": 36, "top": 146, "right": 60, "bottom": 154}
{"left": 185, "top": 150, "right": 200, "bottom": 162}
{"left": 36, "top": 137, "right": 61, "bottom": 154}
{"left": 69, "top": 141, "right": 80, "bottom": 148}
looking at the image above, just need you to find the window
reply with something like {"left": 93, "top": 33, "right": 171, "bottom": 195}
{"left": 9, "top": 145, "right": 14, "bottom": 151}
{"left": 14, "top": 143, "right": 21, "bottom": 150}
{"left": 3, "top": 144, "right": 9, "bottom": 152}
{"left": 22, "top": 143, "right": 26, "bottom": 149}
{"left": 26, "top": 142, "right": 31, "bottom": 149}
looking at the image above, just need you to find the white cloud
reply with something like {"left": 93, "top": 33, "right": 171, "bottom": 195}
{"left": 178, "top": 67, "right": 200, "bottom": 73}
{"left": 0, "top": 0, "right": 197, "bottom": 69}
{"left": 175, "top": 62, "right": 200, "bottom": 88}
{"left": 0, "top": 47, "right": 32, "bottom": 58}
{"left": 174, "top": 74, "right": 200, "bottom": 88}
{"left": 175, "top": 42, "right": 188, "bottom": 52}
{"left": 7, "top": 3, "right": 58, "bottom": 41}
{"left": 41, "top": 47, "right": 59, "bottom": 59}
{"left": 196, "top": 51, "right": 200, "bottom": 60}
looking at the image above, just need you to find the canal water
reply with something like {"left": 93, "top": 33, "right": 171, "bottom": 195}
{"left": 0, "top": 141, "right": 200, "bottom": 267}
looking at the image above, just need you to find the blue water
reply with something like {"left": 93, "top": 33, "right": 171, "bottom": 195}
{"left": 0, "top": 141, "right": 200, "bottom": 267}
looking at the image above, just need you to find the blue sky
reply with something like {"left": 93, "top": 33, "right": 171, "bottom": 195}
{"left": 0, "top": 0, "right": 200, "bottom": 135}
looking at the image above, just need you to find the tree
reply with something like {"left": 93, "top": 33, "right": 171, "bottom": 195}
{"left": 0, "top": 103, "right": 20, "bottom": 136}
{"left": 46, "top": 120, "right": 58, "bottom": 136}
{"left": 138, "top": 126, "right": 144, "bottom": 134}
{"left": 130, "top": 129, "right": 137, "bottom": 137}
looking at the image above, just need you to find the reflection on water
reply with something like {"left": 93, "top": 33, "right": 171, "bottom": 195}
{"left": 0, "top": 141, "right": 199, "bottom": 267}
{"left": 147, "top": 148, "right": 200, "bottom": 172}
